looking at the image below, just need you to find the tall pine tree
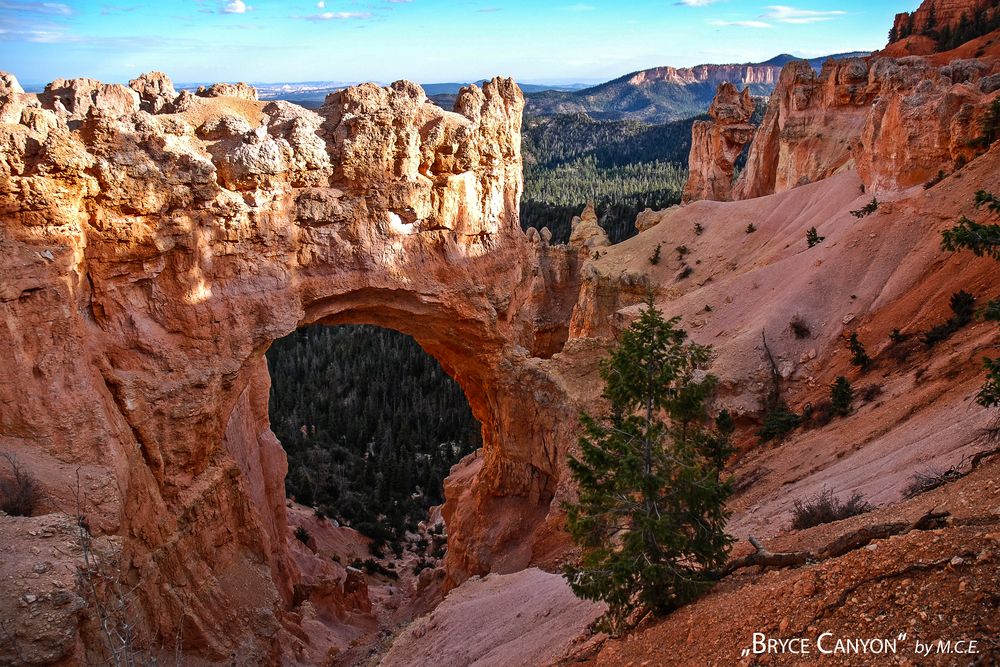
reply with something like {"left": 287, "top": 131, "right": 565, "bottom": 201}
{"left": 563, "top": 295, "right": 734, "bottom": 633}
{"left": 941, "top": 191, "right": 1000, "bottom": 409}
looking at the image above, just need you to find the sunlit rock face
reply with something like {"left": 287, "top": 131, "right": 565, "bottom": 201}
{"left": 682, "top": 82, "right": 756, "bottom": 203}
{"left": 0, "top": 71, "right": 592, "bottom": 662}
{"left": 734, "top": 54, "right": 999, "bottom": 200}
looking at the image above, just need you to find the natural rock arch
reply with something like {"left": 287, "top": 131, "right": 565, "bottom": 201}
{"left": 0, "top": 72, "right": 592, "bottom": 661}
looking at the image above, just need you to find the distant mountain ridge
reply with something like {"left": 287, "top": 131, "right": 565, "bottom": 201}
{"left": 255, "top": 51, "right": 871, "bottom": 118}
{"left": 524, "top": 51, "right": 870, "bottom": 123}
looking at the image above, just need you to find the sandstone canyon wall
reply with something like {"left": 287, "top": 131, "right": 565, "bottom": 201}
{"left": 893, "top": 0, "right": 996, "bottom": 39}
{"left": 0, "top": 72, "right": 599, "bottom": 663}
{"left": 624, "top": 63, "right": 782, "bottom": 88}
{"left": 682, "top": 82, "right": 756, "bottom": 203}
{"left": 729, "top": 52, "right": 999, "bottom": 201}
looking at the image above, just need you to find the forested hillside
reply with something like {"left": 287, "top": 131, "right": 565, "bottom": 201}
{"left": 266, "top": 325, "right": 481, "bottom": 554}
{"left": 519, "top": 112, "right": 696, "bottom": 243}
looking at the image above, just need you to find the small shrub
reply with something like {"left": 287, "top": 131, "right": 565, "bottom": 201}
{"left": 801, "top": 400, "right": 834, "bottom": 429}
{"left": 923, "top": 170, "right": 946, "bottom": 189}
{"left": 859, "top": 383, "right": 883, "bottom": 403}
{"left": 413, "top": 558, "right": 436, "bottom": 575}
{"left": 677, "top": 265, "right": 693, "bottom": 280}
{"left": 694, "top": 222, "right": 704, "bottom": 236}
{"left": 790, "top": 489, "right": 873, "bottom": 530}
{"left": 848, "top": 333, "right": 871, "bottom": 369}
{"left": 294, "top": 526, "right": 311, "bottom": 544}
{"left": 888, "top": 328, "right": 908, "bottom": 343}
{"left": 313, "top": 507, "right": 326, "bottom": 520}
{"left": 649, "top": 243, "right": 662, "bottom": 265}
{"left": 757, "top": 401, "right": 801, "bottom": 442}
{"left": 806, "top": 227, "right": 825, "bottom": 248}
{"left": 979, "top": 357, "right": 1000, "bottom": 408}
{"left": 745, "top": 223, "right": 757, "bottom": 234}
{"left": 351, "top": 558, "right": 399, "bottom": 580}
{"left": 903, "top": 466, "right": 963, "bottom": 499}
{"left": 830, "top": 376, "right": 853, "bottom": 417}
{"left": 950, "top": 290, "right": 976, "bottom": 327}
{"left": 704, "top": 304, "right": 713, "bottom": 312}
{"left": 0, "top": 452, "right": 40, "bottom": 517}
{"left": 789, "top": 315, "right": 811, "bottom": 339}
{"left": 923, "top": 290, "right": 976, "bottom": 346}
{"left": 984, "top": 298, "right": 1000, "bottom": 322}
{"left": 675, "top": 245, "right": 690, "bottom": 260}
{"left": 850, "top": 197, "right": 879, "bottom": 219}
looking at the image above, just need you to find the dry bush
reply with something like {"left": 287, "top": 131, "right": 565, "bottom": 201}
{"left": 886, "top": 337, "right": 921, "bottom": 364}
{"left": 789, "top": 315, "right": 811, "bottom": 339}
{"left": 0, "top": 452, "right": 41, "bottom": 517}
{"left": 903, "top": 466, "right": 963, "bottom": 499}
{"left": 801, "top": 400, "right": 834, "bottom": 429}
{"left": 791, "top": 489, "right": 873, "bottom": 530}
{"left": 859, "top": 383, "right": 884, "bottom": 403}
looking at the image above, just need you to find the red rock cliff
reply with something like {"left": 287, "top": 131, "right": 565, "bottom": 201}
{"left": 0, "top": 71, "right": 596, "bottom": 663}
{"left": 733, "top": 53, "right": 999, "bottom": 199}
{"left": 892, "top": 0, "right": 996, "bottom": 40}
{"left": 682, "top": 82, "right": 756, "bottom": 203}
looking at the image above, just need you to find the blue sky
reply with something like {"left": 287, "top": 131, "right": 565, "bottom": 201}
{"left": 1, "top": 0, "right": 915, "bottom": 87}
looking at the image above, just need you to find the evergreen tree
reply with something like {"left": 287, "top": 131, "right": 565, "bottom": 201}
{"left": 940, "top": 191, "right": 1000, "bottom": 409}
{"left": 830, "top": 376, "right": 853, "bottom": 417}
{"left": 848, "top": 333, "right": 871, "bottom": 369}
{"left": 806, "top": 227, "right": 825, "bottom": 248}
{"left": 563, "top": 296, "right": 734, "bottom": 633}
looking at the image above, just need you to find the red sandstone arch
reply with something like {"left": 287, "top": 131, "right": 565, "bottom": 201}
{"left": 0, "top": 72, "right": 588, "bottom": 661}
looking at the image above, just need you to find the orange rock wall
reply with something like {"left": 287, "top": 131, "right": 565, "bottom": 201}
{"left": 734, "top": 54, "right": 999, "bottom": 200}
{"left": 0, "top": 72, "right": 591, "bottom": 663}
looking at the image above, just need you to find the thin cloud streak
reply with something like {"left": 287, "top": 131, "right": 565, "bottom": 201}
{"left": 710, "top": 19, "right": 772, "bottom": 28}
{"left": 762, "top": 5, "right": 846, "bottom": 24}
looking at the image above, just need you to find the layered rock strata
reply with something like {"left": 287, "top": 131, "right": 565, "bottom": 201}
{"left": 682, "top": 82, "right": 756, "bottom": 203}
{"left": 733, "top": 53, "right": 999, "bottom": 200}
{"left": 0, "top": 71, "right": 584, "bottom": 662}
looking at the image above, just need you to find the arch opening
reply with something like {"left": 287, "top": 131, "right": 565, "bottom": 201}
{"left": 265, "top": 323, "right": 482, "bottom": 557}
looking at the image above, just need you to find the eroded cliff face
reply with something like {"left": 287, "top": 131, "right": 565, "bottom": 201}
{"left": 0, "top": 71, "right": 593, "bottom": 663}
{"left": 682, "top": 82, "right": 756, "bottom": 203}
{"left": 892, "top": 0, "right": 995, "bottom": 41}
{"left": 626, "top": 63, "right": 781, "bottom": 87}
{"left": 733, "top": 51, "right": 1000, "bottom": 200}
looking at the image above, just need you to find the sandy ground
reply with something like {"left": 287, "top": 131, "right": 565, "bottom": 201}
{"left": 380, "top": 567, "right": 604, "bottom": 667}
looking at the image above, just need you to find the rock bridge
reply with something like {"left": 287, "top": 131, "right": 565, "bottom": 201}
{"left": 0, "top": 72, "right": 606, "bottom": 661}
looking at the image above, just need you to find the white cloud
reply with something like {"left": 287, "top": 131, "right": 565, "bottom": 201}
{"left": 762, "top": 5, "right": 845, "bottom": 24}
{"left": 710, "top": 19, "right": 772, "bottom": 28}
{"left": 316, "top": 0, "right": 324, "bottom": 6}
{"left": 306, "top": 10, "right": 372, "bottom": 20}
{"left": 0, "top": 1, "right": 71, "bottom": 15}
{"left": 676, "top": 0, "right": 719, "bottom": 6}
{"left": 221, "top": 0, "right": 247, "bottom": 14}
